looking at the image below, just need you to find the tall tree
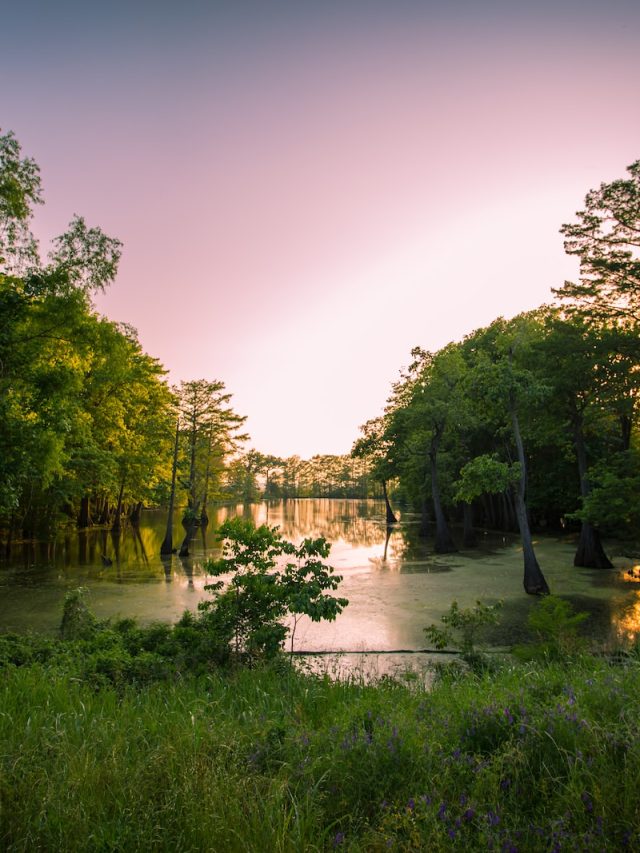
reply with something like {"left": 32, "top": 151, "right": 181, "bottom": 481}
{"left": 352, "top": 417, "right": 398, "bottom": 523}
{"left": 529, "top": 313, "right": 638, "bottom": 567}
{"left": 554, "top": 160, "right": 640, "bottom": 323}
{"left": 174, "top": 379, "right": 247, "bottom": 555}
{"left": 464, "top": 316, "right": 550, "bottom": 594}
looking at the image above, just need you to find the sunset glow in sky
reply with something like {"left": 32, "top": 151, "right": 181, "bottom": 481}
{"left": 3, "top": 0, "right": 640, "bottom": 457}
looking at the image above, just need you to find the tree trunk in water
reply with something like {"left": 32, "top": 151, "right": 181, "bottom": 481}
{"left": 111, "top": 482, "right": 125, "bottom": 532}
{"left": 575, "top": 521, "right": 613, "bottom": 568}
{"left": 382, "top": 480, "right": 397, "bottom": 524}
{"left": 462, "top": 502, "right": 477, "bottom": 547}
{"left": 498, "top": 492, "right": 509, "bottom": 531}
{"left": 130, "top": 501, "right": 142, "bottom": 526}
{"left": 510, "top": 400, "right": 549, "bottom": 594}
{"left": 188, "top": 410, "right": 197, "bottom": 511}
{"left": 98, "top": 500, "right": 110, "bottom": 526}
{"left": 179, "top": 502, "right": 200, "bottom": 557}
{"left": 4, "top": 515, "right": 14, "bottom": 557}
{"left": 419, "top": 493, "right": 430, "bottom": 537}
{"left": 513, "top": 488, "right": 549, "bottom": 594}
{"left": 429, "top": 432, "right": 456, "bottom": 553}
{"left": 78, "top": 530, "right": 87, "bottom": 564}
{"left": 573, "top": 419, "right": 612, "bottom": 568}
{"left": 200, "top": 422, "right": 213, "bottom": 524}
{"left": 78, "top": 496, "right": 92, "bottom": 528}
{"left": 161, "top": 418, "right": 180, "bottom": 556}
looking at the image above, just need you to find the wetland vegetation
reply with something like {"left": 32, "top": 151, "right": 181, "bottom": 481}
{"left": 1, "top": 133, "right": 640, "bottom": 849}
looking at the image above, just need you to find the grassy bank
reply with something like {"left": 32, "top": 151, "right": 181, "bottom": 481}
{"left": 1, "top": 630, "right": 640, "bottom": 851}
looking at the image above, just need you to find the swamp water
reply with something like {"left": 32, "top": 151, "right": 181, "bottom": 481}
{"left": 1, "top": 499, "right": 639, "bottom": 676}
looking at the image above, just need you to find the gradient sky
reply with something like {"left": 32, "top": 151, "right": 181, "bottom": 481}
{"left": 3, "top": 1, "right": 640, "bottom": 457}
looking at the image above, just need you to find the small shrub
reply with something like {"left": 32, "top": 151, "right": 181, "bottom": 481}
{"left": 514, "top": 596, "right": 589, "bottom": 661}
{"left": 59, "top": 587, "right": 97, "bottom": 640}
{"left": 425, "top": 600, "right": 503, "bottom": 673}
{"left": 202, "top": 518, "right": 347, "bottom": 663}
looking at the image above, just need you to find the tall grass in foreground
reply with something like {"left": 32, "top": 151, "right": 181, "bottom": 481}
{"left": 2, "top": 654, "right": 640, "bottom": 851}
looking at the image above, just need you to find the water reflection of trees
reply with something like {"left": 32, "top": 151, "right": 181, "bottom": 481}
{"left": 210, "top": 500, "right": 388, "bottom": 548}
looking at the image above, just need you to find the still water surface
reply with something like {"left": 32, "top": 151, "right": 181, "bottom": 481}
{"left": 2, "top": 499, "right": 640, "bottom": 655}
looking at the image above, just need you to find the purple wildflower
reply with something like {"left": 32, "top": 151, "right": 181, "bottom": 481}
{"left": 581, "top": 791, "right": 593, "bottom": 813}
{"left": 333, "top": 832, "right": 345, "bottom": 846}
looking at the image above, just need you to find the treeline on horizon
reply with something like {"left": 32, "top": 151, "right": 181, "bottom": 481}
{"left": 1, "top": 129, "right": 639, "bottom": 574}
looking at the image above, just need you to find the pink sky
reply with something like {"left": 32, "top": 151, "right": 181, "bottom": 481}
{"left": 4, "top": 2, "right": 640, "bottom": 457}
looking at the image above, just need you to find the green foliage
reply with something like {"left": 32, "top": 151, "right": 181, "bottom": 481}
{"left": 0, "top": 128, "right": 177, "bottom": 536}
{"left": 59, "top": 587, "right": 97, "bottom": 641}
{"left": 0, "top": 129, "right": 42, "bottom": 270}
{"left": 2, "top": 642, "right": 640, "bottom": 851}
{"left": 454, "top": 454, "right": 521, "bottom": 503}
{"left": 424, "top": 599, "right": 503, "bottom": 670}
{"left": 515, "top": 595, "right": 590, "bottom": 661}
{"left": 48, "top": 214, "right": 122, "bottom": 295}
{"left": 177, "top": 378, "right": 247, "bottom": 514}
{"left": 570, "top": 450, "right": 640, "bottom": 535}
{"left": 202, "top": 518, "right": 347, "bottom": 661}
{"left": 555, "top": 159, "right": 640, "bottom": 323}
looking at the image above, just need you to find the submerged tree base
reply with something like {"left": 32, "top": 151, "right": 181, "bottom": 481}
{"left": 523, "top": 555, "right": 550, "bottom": 595}
{"left": 574, "top": 522, "right": 613, "bottom": 569}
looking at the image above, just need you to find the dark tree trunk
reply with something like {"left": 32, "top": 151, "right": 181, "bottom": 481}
{"left": 620, "top": 414, "right": 632, "bottom": 452}
{"left": 513, "top": 488, "right": 549, "bottom": 594}
{"left": 200, "top": 423, "right": 213, "bottom": 524}
{"left": 111, "top": 482, "right": 125, "bottom": 532}
{"left": 510, "top": 400, "right": 549, "bottom": 594}
{"left": 429, "top": 429, "right": 456, "bottom": 553}
{"left": 419, "top": 492, "right": 430, "bottom": 537}
{"left": 161, "top": 418, "right": 180, "bottom": 556}
{"left": 98, "top": 500, "right": 110, "bottom": 526}
{"left": 574, "top": 521, "right": 613, "bottom": 568}
{"left": 4, "top": 514, "right": 14, "bottom": 557}
{"left": 573, "top": 418, "right": 612, "bottom": 569}
{"left": 498, "top": 492, "right": 510, "bottom": 531}
{"left": 130, "top": 501, "right": 142, "bottom": 526}
{"left": 78, "top": 530, "right": 87, "bottom": 565}
{"left": 110, "top": 528, "right": 122, "bottom": 567}
{"left": 78, "top": 496, "right": 92, "bottom": 529}
{"left": 187, "top": 411, "right": 198, "bottom": 511}
{"left": 179, "top": 507, "right": 199, "bottom": 557}
{"left": 382, "top": 479, "right": 397, "bottom": 524}
{"left": 462, "top": 502, "right": 477, "bottom": 547}
{"left": 480, "top": 494, "right": 491, "bottom": 529}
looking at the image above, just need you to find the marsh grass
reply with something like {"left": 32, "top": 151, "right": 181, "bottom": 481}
{"left": 2, "top": 637, "right": 640, "bottom": 851}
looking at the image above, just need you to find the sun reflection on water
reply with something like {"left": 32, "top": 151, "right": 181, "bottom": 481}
{"left": 614, "top": 596, "right": 640, "bottom": 643}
